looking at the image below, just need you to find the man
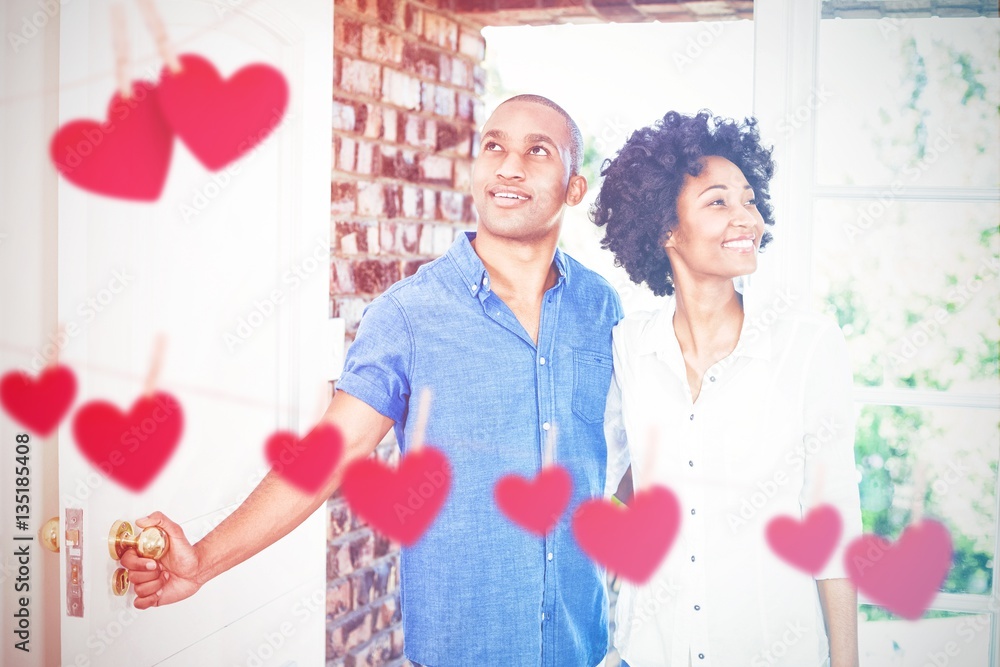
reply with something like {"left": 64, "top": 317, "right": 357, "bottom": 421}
{"left": 123, "top": 94, "right": 625, "bottom": 666}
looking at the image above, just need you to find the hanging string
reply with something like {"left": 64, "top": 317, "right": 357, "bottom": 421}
{"left": 136, "top": 0, "right": 182, "bottom": 73}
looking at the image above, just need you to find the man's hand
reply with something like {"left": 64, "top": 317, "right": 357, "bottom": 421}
{"left": 120, "top": 512, "right": 202, "bottom": 609}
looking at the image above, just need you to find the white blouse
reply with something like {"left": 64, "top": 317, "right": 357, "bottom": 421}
{"left": 604, "top": 289, "right": 863, "bottom": 667}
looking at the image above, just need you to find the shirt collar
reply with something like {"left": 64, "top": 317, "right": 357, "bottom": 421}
{"left": 447, "top": 231, "right": 569, "bottom": 300}
{"left": 635, "top": 278, "right": 773, "bottom": 362}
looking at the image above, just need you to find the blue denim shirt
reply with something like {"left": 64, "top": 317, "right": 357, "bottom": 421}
{"left": 337, "top": 232, "right": 623, "bottom": 667}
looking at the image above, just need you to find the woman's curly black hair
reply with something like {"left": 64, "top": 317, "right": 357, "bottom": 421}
{"left": 590, "top": 110, "right": 776, "bottom": 297}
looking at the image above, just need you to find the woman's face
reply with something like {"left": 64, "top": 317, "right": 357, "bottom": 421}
{"left": 665, "top": 155, "right": 765, "bottom": 286}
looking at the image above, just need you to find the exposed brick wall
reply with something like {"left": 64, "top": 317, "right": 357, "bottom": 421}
{"left": 328, "top": 0, "right": 485, "bottom": 664}
{"left": 331, "top": 0, "right": 485, "bottom": 340}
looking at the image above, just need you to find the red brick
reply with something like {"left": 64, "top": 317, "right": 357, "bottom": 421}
{"left": 383, "top": 184, "right": 401, "bottom": 218}
{"left": 403, "top": 114, "right": 422, "bottom": 148}
{"left": 401, "top": 43, "right": 439, "bottom": 80}
{"left": 337, "top": 137, "right": 358, "bottom": 172}
{"left": 382, "top": 108, "right": 399, "bottom": 142}
{"left": 354, "top": 259, "right": 402, "bottom": 294}
{"left": 356, "top": 141, "right": 378, "bottom": 176}
{"left": 335, "top": 16, "right": 363, "bottom": 57}
{"left": 473, "top": 65, "right": 486, "bottom": 95}
{"left": 332, "top": 258, "right": 357, "bottom": 294}
{"left": 420, "top": 83, "right": 436, "bottom": 116}
{"left": 390, "top": 626, "right": 405, "bottom": 658}
{"left": 438, "top": 53, "right": 453, "bottom": 84}
{"left": 340, "top": 58, "right": 382, "bottom": 97}
{"left": 327, "top": 577, "right": 353, "bottom": 616}
{"left": 456, "top": 92, "right": 475, "bottom": 122}
{"left": 458, "top": 27, "right": 485, "bottom": 61}
{"left": 434, "top": 87, "right": 456, "bottom": 118}
{"left": 333, "top": 297, "right": 368, "bottom": 334}
{"left": 346, "top": 630, "right": 392, "bottom": 667}
{"left": 450, "top": 57, "right": 470, "bottom": 89}
{"left": 357, "top": 182, "right": 385, "bottom": 216}
{"left": 363, "top": 105, "right": 383, "bottom": 139}
{"left": 404, "top": 4, "right": 423, "bottom": 34}
{"left": 402, "top": 259, "right": 429, "bottom": 277}
{"left": 333, "top": 100, "right": 357, "bottom": 132}
{"left": 374, "top": 595, "right": 400, "bottom": 630}
{"left": 419, "top": 154, "right": 453, "bottom": 185}
{"left": 335, "top": 221, "right": 364, "bottom": 254}
{"left": 361, "top": 25, "right": 403, "bottom": 65}
{"left": 422, "top": 189, "right": 437, "bottom": 220}
{"left": 439, "top": 191, "right": 464, "bottom": 222}
{"left": 435, "top": 121, "right": 460, "bottom": 151}
{"left": 422, "top": 13, "right": 458, "bottom": 50}
{"left": 331, "top": 182, "right": 358, "bottom": 216}
{"left": 328, "top": 537, "right": 354, "bottom": 579}
{"left": 382, "top": 68, "right": 421, "bottom": 110}
{"left": 421, "top": 119, "right": 438, "bottom": 150}
{"left": 381, "top": 149, "right": 419, "bottom": 182}
{"left": 375, "top": 0, "right": 398, "bottom": 25}
{"left": 351, "top": 569, "right": 376, "bottom": 607}
{"left": 329, "top": 609, "right": 373, "bottom": 657}
{"left": 381, "top": 221, "right": 421, "bottom": 253}
{"left": 400, "top": 188, "right": 421, "bottom": 219}
{"left": 454, "top": 158, "right": 471, "bottom": 191}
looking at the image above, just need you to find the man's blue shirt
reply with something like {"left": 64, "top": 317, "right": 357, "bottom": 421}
{"left": 336, "top": 232, "right": 623, "bottom": 667}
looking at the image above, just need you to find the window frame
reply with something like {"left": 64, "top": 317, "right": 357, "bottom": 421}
{"left": 752, "top": 1, "right": 1000, "bottom": 664}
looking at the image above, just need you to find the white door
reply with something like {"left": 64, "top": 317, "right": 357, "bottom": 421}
{"left": 52, "top": 2, "right": 335, "bottom": 665}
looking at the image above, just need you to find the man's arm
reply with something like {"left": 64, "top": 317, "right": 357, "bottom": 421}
{"left": 818, "top": 578, "right": 859, "bottom": 667}
{"left": 121, "top": 390, "right": 393, "bottom": 609}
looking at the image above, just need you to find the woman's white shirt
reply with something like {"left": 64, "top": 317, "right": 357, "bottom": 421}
{"left": 604, "top": 292, "right": 863, "bottom": 667}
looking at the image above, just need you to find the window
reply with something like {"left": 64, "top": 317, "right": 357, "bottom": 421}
{"left": 757, "top": 2, "right": 999, "bottom": 663}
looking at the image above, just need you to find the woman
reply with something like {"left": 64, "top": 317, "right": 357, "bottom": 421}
{"left": 593, "top": 111, "right": 862, "bottom": 667}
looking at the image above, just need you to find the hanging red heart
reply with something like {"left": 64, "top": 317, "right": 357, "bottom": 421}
{"left": 265, "top": 423, "right": 344, "bottom": 494}
{"left": 1, "top": 365, "right": 77, "bottom": 437}
{"left": 494, "top": 465, "right": 572, "bottom": 536}
{"left": 571, "top": 485, "right": 680, "bottom": 584}
{"left": 340, "top": 446, "right": 451, "bottom": 547}
{"left": 72, "top": 391, "right": 183, "bottom": 492}
{"left": 766, "top": 504, "right": 842, "bottom": 575}
{"left": 844, "top": 519, "right": 953, "bottom": 620}
{"left": 49, "top": 81, "right": 174, "bottom": 201}
{"left": 156, "top": 54, "right": 289, "bottom": 171}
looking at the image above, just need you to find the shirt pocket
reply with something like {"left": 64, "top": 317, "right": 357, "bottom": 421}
{"left": 572, "top": 349, "right": 613, "bottom": 424}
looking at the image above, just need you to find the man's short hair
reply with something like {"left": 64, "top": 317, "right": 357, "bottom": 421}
{"left": 500, "top": 94, "right": 584, "bottom": 176}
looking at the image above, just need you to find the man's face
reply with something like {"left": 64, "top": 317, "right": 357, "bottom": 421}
{"left": 471, "top": 101, "right": 586, "bottom": 244}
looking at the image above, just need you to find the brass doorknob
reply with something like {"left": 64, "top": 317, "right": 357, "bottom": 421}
{"left": 108, "top": 520, "right": 169, "bottom": 561}
{"left": 39, "top": 516, "right": 60, "bottom": 553}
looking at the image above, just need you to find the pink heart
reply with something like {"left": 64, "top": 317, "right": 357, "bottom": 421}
{"left": 1, "top": 365, "right": 77, "bottom": 437}
{"left": 265, "top": 423, "right": 343, "bottom": 494}
{"left": 156, "top": 53, "right": 288, "bottom": 171}
{"left": 340, "top": 446, "right": 451, "bottom": 547}
{"left": 72, "top": 392, "right": 183, "bottom": 492}
{"left": 844, "top": 520, "right": 953, "bottom": 619}
{"left": 766, "top": 504, "right": 842, "bottom": 575}
{"left": 571, "top": 485, "right": 680, "bottom": 584}
{"left": 49, "top": 81, "right": 174, "bottom": 201}
{"left": 495, "top": 465, "right": 573, "bottom": 536}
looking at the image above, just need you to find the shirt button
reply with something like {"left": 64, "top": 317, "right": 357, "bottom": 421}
{"left": 547, "top": 552, "right": 553, "bottom": 561}
{"left": 688, "top": 460, "right": 694, "bottom": 467}
{"left": 694, "top": 604, "right": 701, "bottom": 611}
{"left": 691, "top": 555, "right": 695, "bottom": 562}
{"left": 698, "top": 654, "right": 705, "bottom": 660}
{"left": 539, "top": 357, "right": 546, "bottom": 365}
{"left": 690, "top": 508, "right": 696, "bottom": 515}
{"left": 689, "top": 413, "right": 694, "bottom": 421}
{"left": 540, "top": 612, "right": 545, "bottom": 621}
{"left": 482, "top": 277, "right": 489, "bottom": 286}
{"left": 542, "top": 422, "right": 550, "bottom": 431}
{"left": 709, "top": 376, "right": 716, "bottom": 382}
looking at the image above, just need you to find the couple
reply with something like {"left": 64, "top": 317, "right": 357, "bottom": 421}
{"left": 123, "top": 95, "right": 862, "bottom": 667}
